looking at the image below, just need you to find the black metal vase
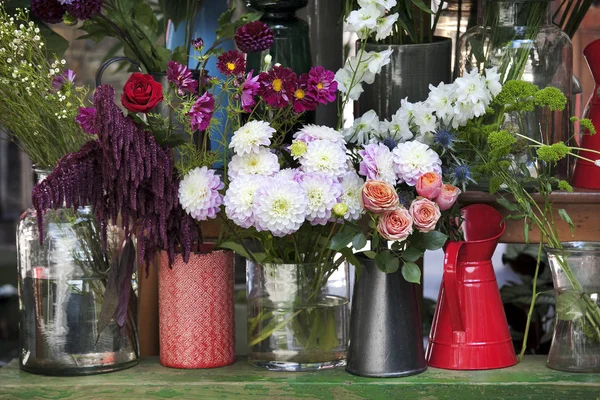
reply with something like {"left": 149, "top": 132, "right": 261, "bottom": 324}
{"left": 346, "top": 255, "right": 427, "bottom": 377}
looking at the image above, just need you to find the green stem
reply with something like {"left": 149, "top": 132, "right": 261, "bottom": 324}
{"left": 519, "top": 240, "right": 543, "bottom": 362}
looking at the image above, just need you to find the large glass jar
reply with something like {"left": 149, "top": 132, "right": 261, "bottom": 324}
{"left": 246, "top": 261, "right": 349, "bottom": 371}
{"left": 17, "top": 170, "right": 139, "bottom": 375}
{"left": 457, "top": 0, "right": 573, "bottom": 182}
{"left": 545, "top": 242, "right": 600, "bottom": 372}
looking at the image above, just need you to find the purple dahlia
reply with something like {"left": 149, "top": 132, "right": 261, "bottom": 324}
{"left": 235, "top": 21, "right": 274, "bottom": 53}
{"left": 65, "top": 0, "right": 103, "bottom": 20}
{"left": 31, "top": 0, "right": 66, "bottom": 24}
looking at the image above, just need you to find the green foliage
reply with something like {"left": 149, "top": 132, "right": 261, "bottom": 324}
{"left": 487, "top": 130, "right": 517, "bottom": 160}
{"left": 401, "top": 261, "right": 421, "bottom": 284}
{"left": 557, "top": 180, "right": 573, "bottom": 192}
{"left": 536, "top": 142, "right": 570, "bottom": 163}
{"left": 533, "top": 87, "right": 567, "bottom": 111}
{"left": 493, "top": 80, "right": 538, "bottom": 112}
{"left": 375, "top": 250, "right": 400, "bottom": 273}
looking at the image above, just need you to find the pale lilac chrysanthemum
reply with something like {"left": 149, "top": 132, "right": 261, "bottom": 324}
{"left": 189, "top": 92, "right": 214, "bottom": 132}
{"left": 359, "top": 143, "right": 397, "bottom": 185}
{"left": 299, "top": 172, "right": 342, "bottom": 225}
{"left": 253, "top": 177, "right": 308, "bottom": 236}
{"left": 52, "top": 69, "right": 76, "bottom": 91}
{"left": 75, "top": 107, "right": 98, "bottom": 135}
{"left": 167, "top": 60, "right": 198, "bottom": 95}
{"left": 293, "top": 124, "right": 345, "bottom": 147}
{"left": 340, "top": 171, "right": 365, "bottom": 221}
{"left": 229, "top": 120, "right": 275, "bottom": 155}
{"left": 300, "top": 140, "right": 348, "bottom": 178}
{"left": 228, "top": 147, "right": 280, "bottom": 180}
{"left": 179, "top": 167, "right": 224, "bottom": 221}
{"left": 224, "top": 175, "right": 265, "bottom": 229}
{"left": 392, "top": 141, "right": 442, "bottom": 186}
{"left": 241, "top": 71, "right": 260, "bottom": 112}
{"left": 276, "top": 168, "right": 305, "bottom": 183}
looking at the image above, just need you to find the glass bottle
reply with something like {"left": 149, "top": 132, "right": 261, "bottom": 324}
{"left": 457, "top": 0, "right": 573, "bottom": 181}
{"left": 17, "top": 169, "right": 139, "bottom": 375}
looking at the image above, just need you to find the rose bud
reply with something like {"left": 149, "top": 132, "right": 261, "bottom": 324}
{"left": 409, "top": 197, "right": 441, "bottom": 233}
{"left": 377, "top": 207, "right": 413, "bottom": 241}
{"left": 416, "top": 171, "right": 443, "bottom": 200}
{"left": 435, "top": 184, "right": 461, "bottom": 211}
{"left": 361, "top": 180, "right": 399, "bottom": 213}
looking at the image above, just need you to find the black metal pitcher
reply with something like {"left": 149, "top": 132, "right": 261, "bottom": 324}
{"left": 346, "top": 255, "right": 427, "bottom": 377}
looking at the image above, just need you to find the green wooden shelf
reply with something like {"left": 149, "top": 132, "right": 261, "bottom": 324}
{"left": 0, "top": 356, "right": 599, "bottom": 399}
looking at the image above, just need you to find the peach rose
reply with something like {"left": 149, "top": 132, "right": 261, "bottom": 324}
{"left": 416, "top": 172, "right": 443, "bottom": 200}
{"left": 409, "top": 197, "right": 441, "bottom": 232}
{"left": 377, "top": 207, "right": 413, "bottom": 241}
{"left": 361, "top": 180, "right": 399, "bottom": 213}
{"left": 435, "top": 184, "right": 461, "bottom": 211}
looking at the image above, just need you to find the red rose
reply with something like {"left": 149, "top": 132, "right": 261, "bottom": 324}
{"left": 121, "top": 73, "right": 163, "bottom": 113}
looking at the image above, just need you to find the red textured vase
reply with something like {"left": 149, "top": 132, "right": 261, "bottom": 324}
{"left": 426, "top": 204, "right": 517, "bottom": 370}
{"left": 572, "top": 38, "right": 600, "bottom": 189}
{"left": 158, "top": 246, "right": 235, "bottom": 369}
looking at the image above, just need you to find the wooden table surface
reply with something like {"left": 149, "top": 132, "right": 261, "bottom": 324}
{"left": 0, "top": 357, "right": 599, "bottom": 399}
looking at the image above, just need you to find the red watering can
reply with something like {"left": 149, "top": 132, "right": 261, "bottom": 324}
{"left": 426, "top": 204, "right": 517, "bottom": 370}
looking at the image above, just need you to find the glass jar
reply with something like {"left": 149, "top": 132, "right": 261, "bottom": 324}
{"left": 457, "top": 0, "right": 573, "bottom": 182}
{"left": 246, "top": 261, "right": 349, "bottom": 371}
{"left": 545, "top": 242, "right": 600, "bottom": 372}
{"left": 17, "top": 170, "right": 139, "bottom": 375}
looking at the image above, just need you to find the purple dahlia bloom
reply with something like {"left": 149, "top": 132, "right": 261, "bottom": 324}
{"left": 235, "top": 21, "right": 274, "bottom": 53}
{"left": 241, "top": 71, "right": 260, "bottom": 112}
{"left": 166, "top": 60, "right": 198, "bottom": 96}
{"left": 65, "top": 0, "right": 103, "bottom": 20}
{"left": 31, "top": 0, "right": 66, "bottom": 24}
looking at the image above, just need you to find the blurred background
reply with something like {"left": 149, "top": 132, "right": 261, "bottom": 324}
{"left": 1, "top": 0, "right": 599, "bottom": 365}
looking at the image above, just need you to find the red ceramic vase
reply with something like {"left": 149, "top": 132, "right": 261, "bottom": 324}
{"left": 572, "top": 38, "right": 600, "bottom": 189}
{"left": 158, "top": 245, "right": 235, "bottom": 369}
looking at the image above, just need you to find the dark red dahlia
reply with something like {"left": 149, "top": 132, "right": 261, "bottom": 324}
{"left": 258, "top": 66, "right": 297, "bottom": 109}
{"left": 235, "top": 21, "right": 274, "bottom": 53}
{"left": 31, "top": 0, "right": 66, "bottom": 24}
{"left": 216, "top": 50, "right": 246, "bottom": 77}
{"left": 65, "top": 0, "right": 103, "bottom": 20}
{"left": 292, "top": 73, "right": 317, "bottom": 113}
{"left": 307, "top": 66, "right": 338, "bottom": 105}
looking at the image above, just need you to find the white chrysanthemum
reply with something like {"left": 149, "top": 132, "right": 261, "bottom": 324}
{"left": 294, "top": 124, "right": 346, "bottom": 146}
{"left": 366, "top": 48, "right": 393, "bottom": 75}
{"left": 359, "top": 143, "right": 397, "bottom": 185}
{"left": 276, "top": 168, "right": 305, "bottom": 182}
{"left": 346, "top": 5, "right": 383, "bottom": 39}
{"left": 253, "top": 177, "right": 308, "bottom": 236}
{"left": 375, "top": 14, "right": 398, "bottom": 41}
{"left": 392, "top": 141, "right": 442, "bottom": 186}
{"left": 340, "top": 171, "right": 365, "bottom": 221}
{"left": 224, "top": 175, "right": 264, "bottom": 229}
{"left": 343, "top": 109, "right": 381, "bottom": 145}
{"left": 299, "top": 173, "right": 343, "bottom": 225}
{"left": 300, "top": 140, "right": 349, "bottom": 178}
{"left": 228, "top": 147, "right": 280, "bottom": 180}
{"left": 179, "top": 167, "right": 224, "bottom": 221}
{"left": 335, "top": 66, "right": 365, "bottom": 101}
{"left": 229, "top": 120, "right": 276, "bottom": 155}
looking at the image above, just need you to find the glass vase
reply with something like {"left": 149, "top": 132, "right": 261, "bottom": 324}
{"left": 17, "top": 170, "right": 139, "bottom": 375}
{"left": 545, "top": 242, "right": 600, "bottom": 372}
{"left": 457, "top": 0, "right": 573, "bottom": 185}
{"left": 246, "top": 261, "right": 350, "bottom": 371}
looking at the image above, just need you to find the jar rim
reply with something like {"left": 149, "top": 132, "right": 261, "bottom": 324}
{"left": 544, "top": 242, "right": 600, "bottom": 254}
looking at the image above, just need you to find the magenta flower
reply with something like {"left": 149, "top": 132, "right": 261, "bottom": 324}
{"left": 258, "top": 66, "right": 297, "bottom": 109}
{"left": 65, "top": 0, "right": 103, "bottom": 20}
{"left": 189, "top": 92, "right": 215, "bottom": 132}
{"left": 52, "top": 69, "right": 76, "bottom": 91}
{"left": 292, "top": 73, "right": 317, "bottom": 113}
{"left": 307, "top": 66, "right": 338, "bottom": 105}
{"left": 241, "top": 71, "right": 260, "bottom": 112}
{"left": 191, "top": 37, "right": 204, "bottom": 51}
{"left": 75, "top": 107, "right": 98, "bottom": 135}
{"left": 235, "top": 21, "right": 274, "bottom": 53}
{"left": 217, "top": 50, "right": 246, "bottom": 77}
{"left": 166, "top": 60, "right": 198, "bottom": 96}
{"left": 31, "top": 0, "right": 66, "bottom": 24}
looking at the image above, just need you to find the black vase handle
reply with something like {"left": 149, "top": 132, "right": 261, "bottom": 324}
{"left": 95, "top": 57, "right": 142, "bottom": 88}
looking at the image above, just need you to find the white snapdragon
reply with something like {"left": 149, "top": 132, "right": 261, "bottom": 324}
{"left": 343, "top": 109, "right": 381, "bottom": 145}
{"left": 375, "top": 13, "right": 398, "bottom": 41}
{"left": 346, "top": 5, "right": 384, "bottom": 39}
{"left": 366, "top": 48, "right": 393, "bottom": 75}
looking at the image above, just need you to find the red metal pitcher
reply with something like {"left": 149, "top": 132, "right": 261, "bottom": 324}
{"left": 426, "top": 204, "right": 517, "bottom": 370}
{"left": 572, "top": 38, "right": 600, "bottom": 189}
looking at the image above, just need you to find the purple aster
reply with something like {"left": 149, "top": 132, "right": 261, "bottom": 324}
{"left": 75, "top": 107, "right": 98, "bottom": 135}
{"left": 307, "top": 66, "right": 338, "bottom": 105}
{"left": 65, "top": 0, "right": 103, "bottom": 20}
{"left": 358, "top": 143, "right": 397, "bottom": 185}
{"left": 52, "top": 69, "right": 76, "bottom": 91}
{"left": 240, "top": 71, "right": 260, "bottom": 112}
{"left": 235, "top": 21, "right": 274, "bottom": 53}
{"left": 166, "top": 60, "right": 198, "bottom": 96}
{"left": 189, "top": 92, "right": 215, "bottom": 132}
{"left": 31, "top": 0, "right": 66, "bottom": 24}
{"left": 191, "top": 37, "right": 204, "bottom": 51}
